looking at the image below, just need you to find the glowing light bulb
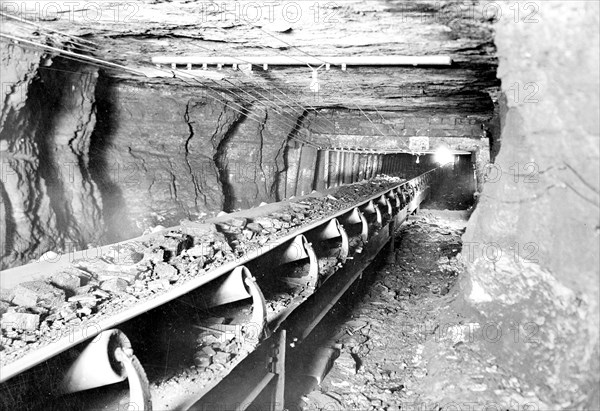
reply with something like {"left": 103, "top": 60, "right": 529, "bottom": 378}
{"left": 310, "top": 70, "right": 320, "bottom": 93}
{"left": 416, "top": 156, "right": 420, "bottom": 164}
{"left": 434, "top": 146, "right": 454, "bottom": 165}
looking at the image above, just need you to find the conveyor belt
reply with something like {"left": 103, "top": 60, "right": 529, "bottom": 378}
{"left": 0, "top": 168, "right": 439, "bottom": 410}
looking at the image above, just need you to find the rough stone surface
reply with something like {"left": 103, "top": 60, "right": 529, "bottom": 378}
{"left": 0, "top": 43, "right": 59, "bottom": 270}
{"left": 0, "top": 312, "right": 40, "bottom": 331}
{"left": 90, "top": 83, "right": 241, "bottom": 239}
{"left": 153, "top": 262, "right": 178, "bottom": 279}
{"left": 30, "top": 1, "right": 498, "bottom": 112}
{"left": 459, "top": 3, "right": 600, "bottom": 409}
{"left": 12, "top": 281, "right": 66, "bottom": 309}
{"left": 0, "top": 289, "right": 14, "bottom": 304}
{"left": 0, "top": 52, "right": 104, "bottom": 270}
{"left": 0, "top": 301, "right": 9, "bottom": 317}
{"left": 100, "top": 278, "right": 129, "bottom": 294}
{"left": 50, "top": 272, "right": 82, "bottom": 293}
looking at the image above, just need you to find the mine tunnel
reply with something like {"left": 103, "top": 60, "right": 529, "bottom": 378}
{"left": 0, "top": 2, "right": 598, "bottom": 410}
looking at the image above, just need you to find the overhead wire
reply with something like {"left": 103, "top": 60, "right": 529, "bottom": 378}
{"left": 240, "top": 37, "right": 340, "bottom": 130}
{"left": 245, "top": 35, "right": 405, "bottom": 153}
{"left": 3, "top": 11, "right": 339, "bottom": 147}
{"left": 157, "top": 42, "right": 310, "bottom": 135}
{"left": 176, "top": 72, "right": 311, "bottom": 145}
{"left": 2, "top": 15, "right": 415, "bottom": 155}
{"left": 205, "top": 18, "right": 339, "bottom": 131}
{"left": 0, "top": 28, "right": 281, "bottom": 136}
{"left": 0, "top": 31, "right": 306, "bottom": 149}
{"left": 182, "top": 40, "right": 339, "bottom": 137}
{"left": 0, "top": 33, "right": 147, "bottom": 76}
{"left": 0, "top": 11, "right": 98, "bottom": 50}
{"left": 244, "top": 27, "right": 414, "bottom": 154}
{"left": 0, "top": 37, "right": 400, "bottom": 157}
{"left": 235, "top": 18, "right": 410, "bottom": 153}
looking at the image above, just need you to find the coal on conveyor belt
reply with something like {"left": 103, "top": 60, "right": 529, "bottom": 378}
{"left": 0, "top": 175, "right": 407, "bottom": 367}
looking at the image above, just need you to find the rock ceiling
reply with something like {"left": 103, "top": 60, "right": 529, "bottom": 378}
{"left": 2, "top": 0, "right": 499, "bottom": 115}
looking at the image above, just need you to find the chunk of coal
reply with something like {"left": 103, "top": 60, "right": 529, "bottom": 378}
{"left": 224, "top": 340, "right": 240, "bottom": 355}
{"left": 213, "top": 351, "right": 231, "bottom": 364}
{"left": 119, "top": 250, "right": 144, "bottom": 265}
{"left": 51, "top": 272, "right": 82, "bottom": 293}
{"left": 228, "top": 218, "right": 247, "bottom": 228}
{"left": 201, "top": 346, "right": 216, "bottom": 357}
{"left": 100, "top": 278, "right": 129, "bottom": 294}
{"left": 180, "top": 221, "right": 218, "bottom": 237}
{"left": 252, "top": 217, "right": 278, "bottom": 229}
{"left": 242, "top": 229, "right": 254, "bottom": 240}
{"left": 245, "top": 222, "right": 264, "bottom": 233}
{"left": 109, "top": 243, "right": 145, "bottom": 265}
{"left": 28, "top": 305, "right": 49, "bottom": 316}
{"left": 187, "top": 244, "right": 214, "bottom": 259}
{"left": 273, "top": 212, "right": 292, "bottom": 222}
{"left": 158, "top": 234, "right": 193, "bottom": 260}
{"left": 93, "top": 289, "right": 111, "bottom": 299}
{"left": 0, "top": 288, "right": 14, "bottom": 303}
{"left": 1, "top": 312, "right": 40, "bottom": 331}
{"left": 213, "top": 236, "right": 232, "bottom": 253}
{"left": 194, "top": 354, "right": 211, "bottom": 368}
{"left": 68, "top": 295, "right": 98, "bottom": 307}
{"left": 0, "top": 301, "right": 10, "bottom": 317}
{"left": 77, "top": 307, "right": 93, "bottom": 317}
{"left": 294, "top": 213, "right": 305, "bottom": 221}
{"left": 143, "top": 248, "right": 165, "bottom": 264}
{"left": 74, "top": 284, "right": 96, "bottom": 295}
{"left": 12, "top": 281, "right": 66, "bottom": 309}
{"left": 59, "top": 303, "right": 78, "bottom": 322}
{"left": 153, "top": 262, "right": 178, "bottom": 279}
{"left": 147, "top": 279, "right": 170, "bottom": 291}
{"left": 21, "top": 333, "right": 38, "bottom": 343}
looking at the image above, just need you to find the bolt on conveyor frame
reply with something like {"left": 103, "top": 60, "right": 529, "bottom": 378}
{"left": 0, "top": 167, "right": 441, "bottom": 410}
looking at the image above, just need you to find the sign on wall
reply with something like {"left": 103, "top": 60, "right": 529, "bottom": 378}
{"left": 409, "top": 137, "right": 430, "bottom": 152}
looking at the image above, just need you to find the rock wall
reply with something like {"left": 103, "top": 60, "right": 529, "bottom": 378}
{"left": 90, "top": 80, "right": 240, "bottom": 240}
{"left": 459, "top": 2, "right": 599, "bottom": 408}
{"left": 1, "top": 46, "right": 103, "bottom": 270}
{"left": 90, "top": 79, "right": 308, "bottom": 240}
{"left": 212, "top": 104, "right": 302, "bottom": 210}
{"left": 1, "top": 67, "right": 308, "bottom": 267}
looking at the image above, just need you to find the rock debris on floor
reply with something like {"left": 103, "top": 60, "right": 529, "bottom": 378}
{"left": 299, "top": 210, "right": 547, "bottom": 411}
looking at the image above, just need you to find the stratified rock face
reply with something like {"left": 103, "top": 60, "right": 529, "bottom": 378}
{"left": 35, "top": 59, "right": 104, "bottom": 248}
{"left": 0, "top": 43, "right": 56, "bottom": 269}
{"left": 28, "top": 1, "right": 499, "bottom": 114}
{"left": 90, "top": 79, "right": 307, "bottom": 239}
{"left": 459, "top": 2, "right": 599, "bottom": 408}
{"left": 90, "top": 80, "right": 242, "bottom": 239}
{"left": 217, "top": 104, "right": 302, "bottom": 209}
{"left": 0, "top": 45, "right": 103, "bottom": 269}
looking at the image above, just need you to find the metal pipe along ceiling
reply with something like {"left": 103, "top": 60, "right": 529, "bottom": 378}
{"left": 151, "top": 55, "right": 453, "bottom": 67}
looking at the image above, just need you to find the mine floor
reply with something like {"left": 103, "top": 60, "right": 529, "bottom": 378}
{"left": 291, "top": 210, "right": 547, "bottom": 411}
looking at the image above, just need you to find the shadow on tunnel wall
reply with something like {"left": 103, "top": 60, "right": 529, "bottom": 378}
{"left": 88, "top": 74, "right": 135, "bottom": 243}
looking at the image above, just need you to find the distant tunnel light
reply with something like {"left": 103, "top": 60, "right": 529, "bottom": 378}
{"left": 434, "top": 147, "right": 455, "bottom": 165}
